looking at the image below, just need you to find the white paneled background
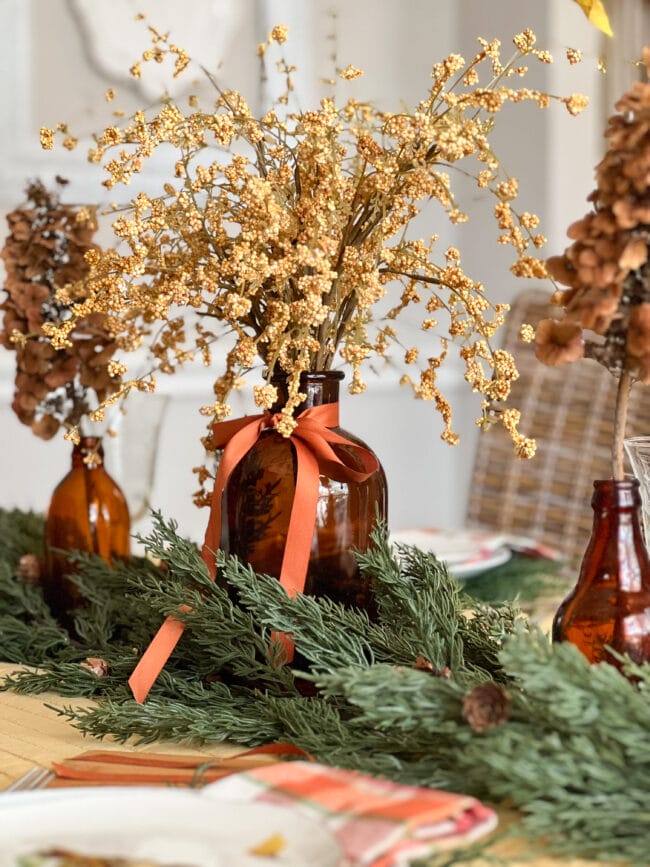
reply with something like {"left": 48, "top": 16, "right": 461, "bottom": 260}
{"left": 0, "top": 0, "right": 644, "bottom": 544}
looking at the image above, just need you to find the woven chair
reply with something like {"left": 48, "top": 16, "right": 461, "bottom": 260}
{"left": 466, "top": 288, "right": 650, "bottom": 568}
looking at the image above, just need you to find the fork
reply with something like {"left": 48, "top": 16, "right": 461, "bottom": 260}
{"left": 4, "top": 766, "right": 56, "bottom": 793}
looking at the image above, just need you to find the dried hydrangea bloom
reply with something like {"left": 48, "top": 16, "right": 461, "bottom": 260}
{"left": 38, "top": 23, "right": 587, "bottom": 484}
{"left": 538, "top": 47, "right": 650, "bottom": 378}
{"left": 537, "top": 46, "right": 650, "bottom": 477}
{"left": 0, "top": 181, "right": 121, "bottom": 439}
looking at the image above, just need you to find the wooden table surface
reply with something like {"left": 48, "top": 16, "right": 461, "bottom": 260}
{"left": 0, "top": 661, "right": 238, "bottom": 790}
{"left": 0, "top": 661, "right": 618, "bottom": 866}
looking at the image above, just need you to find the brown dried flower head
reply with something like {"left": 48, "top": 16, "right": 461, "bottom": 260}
{"left": 462, "top": 681, "right": 511, "bottom": 732}
{"left": 39, "top": 23, "right": 587, "bottom": 485}
{"left": 0, "top": 181, "right": 121, "bottom": 439}
{"left": 535, "top": 318, "right": 584, "bottom": 366}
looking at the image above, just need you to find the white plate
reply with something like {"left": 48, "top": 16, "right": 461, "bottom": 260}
{"left": 451, "top": 545, "right": 511, "bottom": 579}
{"left": 0, "top": 788, "right": 341, "bottom": 867}
{"left": 390, "top": 528, "right": 512, "bottom": 580}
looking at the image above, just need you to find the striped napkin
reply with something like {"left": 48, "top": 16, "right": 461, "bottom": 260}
{"left": 206, "top": 760, "right": 497, "bottom": 866}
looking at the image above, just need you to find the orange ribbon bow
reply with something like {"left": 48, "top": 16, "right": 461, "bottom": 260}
{"left": 129, "top": 402, "right": 378, "bottom": 703}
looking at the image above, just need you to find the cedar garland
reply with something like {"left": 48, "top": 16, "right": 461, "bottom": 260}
{"left": 1, "top": 508, "right": 648, "bottom": 862}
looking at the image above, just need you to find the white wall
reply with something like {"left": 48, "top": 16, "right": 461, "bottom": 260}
{"left": 0, "top": 0, "right": 625, "bottom": 544}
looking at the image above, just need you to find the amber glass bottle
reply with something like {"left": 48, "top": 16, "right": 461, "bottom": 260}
{"left": 220, "top": 371, "right": 388, "bottom": 615}
{"left": 43, "top": 436, "right": 131, "bottom": 629}
{"left": 553, "top": 478, "right": 650, "bottom": 667}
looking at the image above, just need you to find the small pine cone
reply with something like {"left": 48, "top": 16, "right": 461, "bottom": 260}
{"left": 462, "top": 682, "right": 511, "bottom": 732}
{"left": 413, "top": 656, "right": 451, "bottom": 677}
{"left": 414, "top": 655, "right": 434, "bottom": 672}
{"left": 80, "top": 657, "right": 110, "bottom": 677}
{"left": 16, "top": 553, "right": 41, "bottom": 584}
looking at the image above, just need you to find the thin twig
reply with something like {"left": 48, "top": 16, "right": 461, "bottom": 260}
{"left": 612, "top": 368, "right": 632, "bottom": 480}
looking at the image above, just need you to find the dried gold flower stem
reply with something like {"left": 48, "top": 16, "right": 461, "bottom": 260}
{"left": 380, "top": 268, "right": 442, "bottom": 287}
{"left": 34, "top": 24, "right": 588, "bottom": 468}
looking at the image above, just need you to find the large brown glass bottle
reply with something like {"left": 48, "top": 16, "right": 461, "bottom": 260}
{"left": 553, "top": 479, "right": 650, "bottom": 667}
{"left": 44, "top": 436, "right": 131, "bottom": 629}
{"left": 220, "top": 371, "right": 388, "bottom": 615}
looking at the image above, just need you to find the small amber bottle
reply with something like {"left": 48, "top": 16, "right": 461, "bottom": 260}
{"left": 43, "top": 436, "right": 131, "bottom": 629}
{"left": 553, "top": 478, "right": 650, "bottom": 667}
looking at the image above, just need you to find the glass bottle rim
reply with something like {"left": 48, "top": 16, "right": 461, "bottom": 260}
{"left": 73, "top": 435, "right": 104, "bottom": 460}
{"left": 270, "top": 369, "right": 345, "bottom": 383}
{"left": 592, "top": 478, "right": 640, "bottom": 490}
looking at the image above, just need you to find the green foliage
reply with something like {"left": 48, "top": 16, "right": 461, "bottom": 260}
{"left": 461, "top": 553, "right": 565, "bottom": 605}
{"left": 53, "top": 682, "right": 288, "bottom": 746}
{"left": 0, "top": 510, "right": 70, "bottom": 664}
{"left": 1, "top": 507, "right": 649, "bottom": 863}
{"left": 0, "top": 509, "right": 45, "bottom": 563}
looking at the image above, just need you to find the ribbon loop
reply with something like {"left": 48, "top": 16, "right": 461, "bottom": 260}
{"left": 128, "top": 401, "right": 379, "bottom": 703}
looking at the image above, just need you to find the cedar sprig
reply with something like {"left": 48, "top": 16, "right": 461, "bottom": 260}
{"left": 135, "top": 511, "right": 214, "bottom": 586}
{"left": 52, "top": 684, "right": 289, "bottom": 747}
{"left": 0, "top": 615, "right": 70, "bottom": 667}
{"left": 218, "top": 552, "right": 379, "bottom": 670}
{"left": 0, "top": 508, "right": 45, "bottom": 566}
{"left": 178, "top": 595, "right": 300, "bottom": 695}
{"left": 0, "top": 560, "right": 58, "bottom": 628}
{"left": 357, "top": 540, "right": 465, "bottom": 670}
{"left": 357, "top": 536, "right": 524, "bottom": 679}
{"left": 1, "top": 660, "right": 132, "bottom": 698}
{"left": 0, "top": 509, "right": 71, "bottom": 663}
{"left": 67, "top": 553, "right": 168, "bottom": 650}
{"left": 117, "top": 550, "right": 299, "bottom": 693}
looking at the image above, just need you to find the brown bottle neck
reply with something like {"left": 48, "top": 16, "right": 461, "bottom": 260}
{"left": 71, "top": 436, "right": 104, "bottom": 469}
{"left": 590, "top": 479, "right": 642, "bottom": 516}
{"left": 270, "top": 370, "right": 343, "bottom": 414}
{"left": 584, "top": 479, "right": 650, "bottom": 589}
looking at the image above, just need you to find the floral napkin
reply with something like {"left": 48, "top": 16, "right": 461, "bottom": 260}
{"left": 206, "top": 760, "right": 497, "bottom": 867}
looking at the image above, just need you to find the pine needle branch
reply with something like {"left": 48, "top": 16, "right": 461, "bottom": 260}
{"left": 0, "top": 509, "right": 45, "bottom": 563}
{"left": 54, "top": 683, "right": 289, "bottom": 746}
{"left": 0, "top": 616, "right": 71, "bottom": 665}
{"left": 219, "top": 552, "right": 379, "bottom": 670}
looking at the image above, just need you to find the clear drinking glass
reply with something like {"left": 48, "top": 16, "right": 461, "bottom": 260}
{"left": 103, "top": 391, "right": 170, "bottom": 526}
{"left": 624, "top": 436, "right": 650, "bottom": 546}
